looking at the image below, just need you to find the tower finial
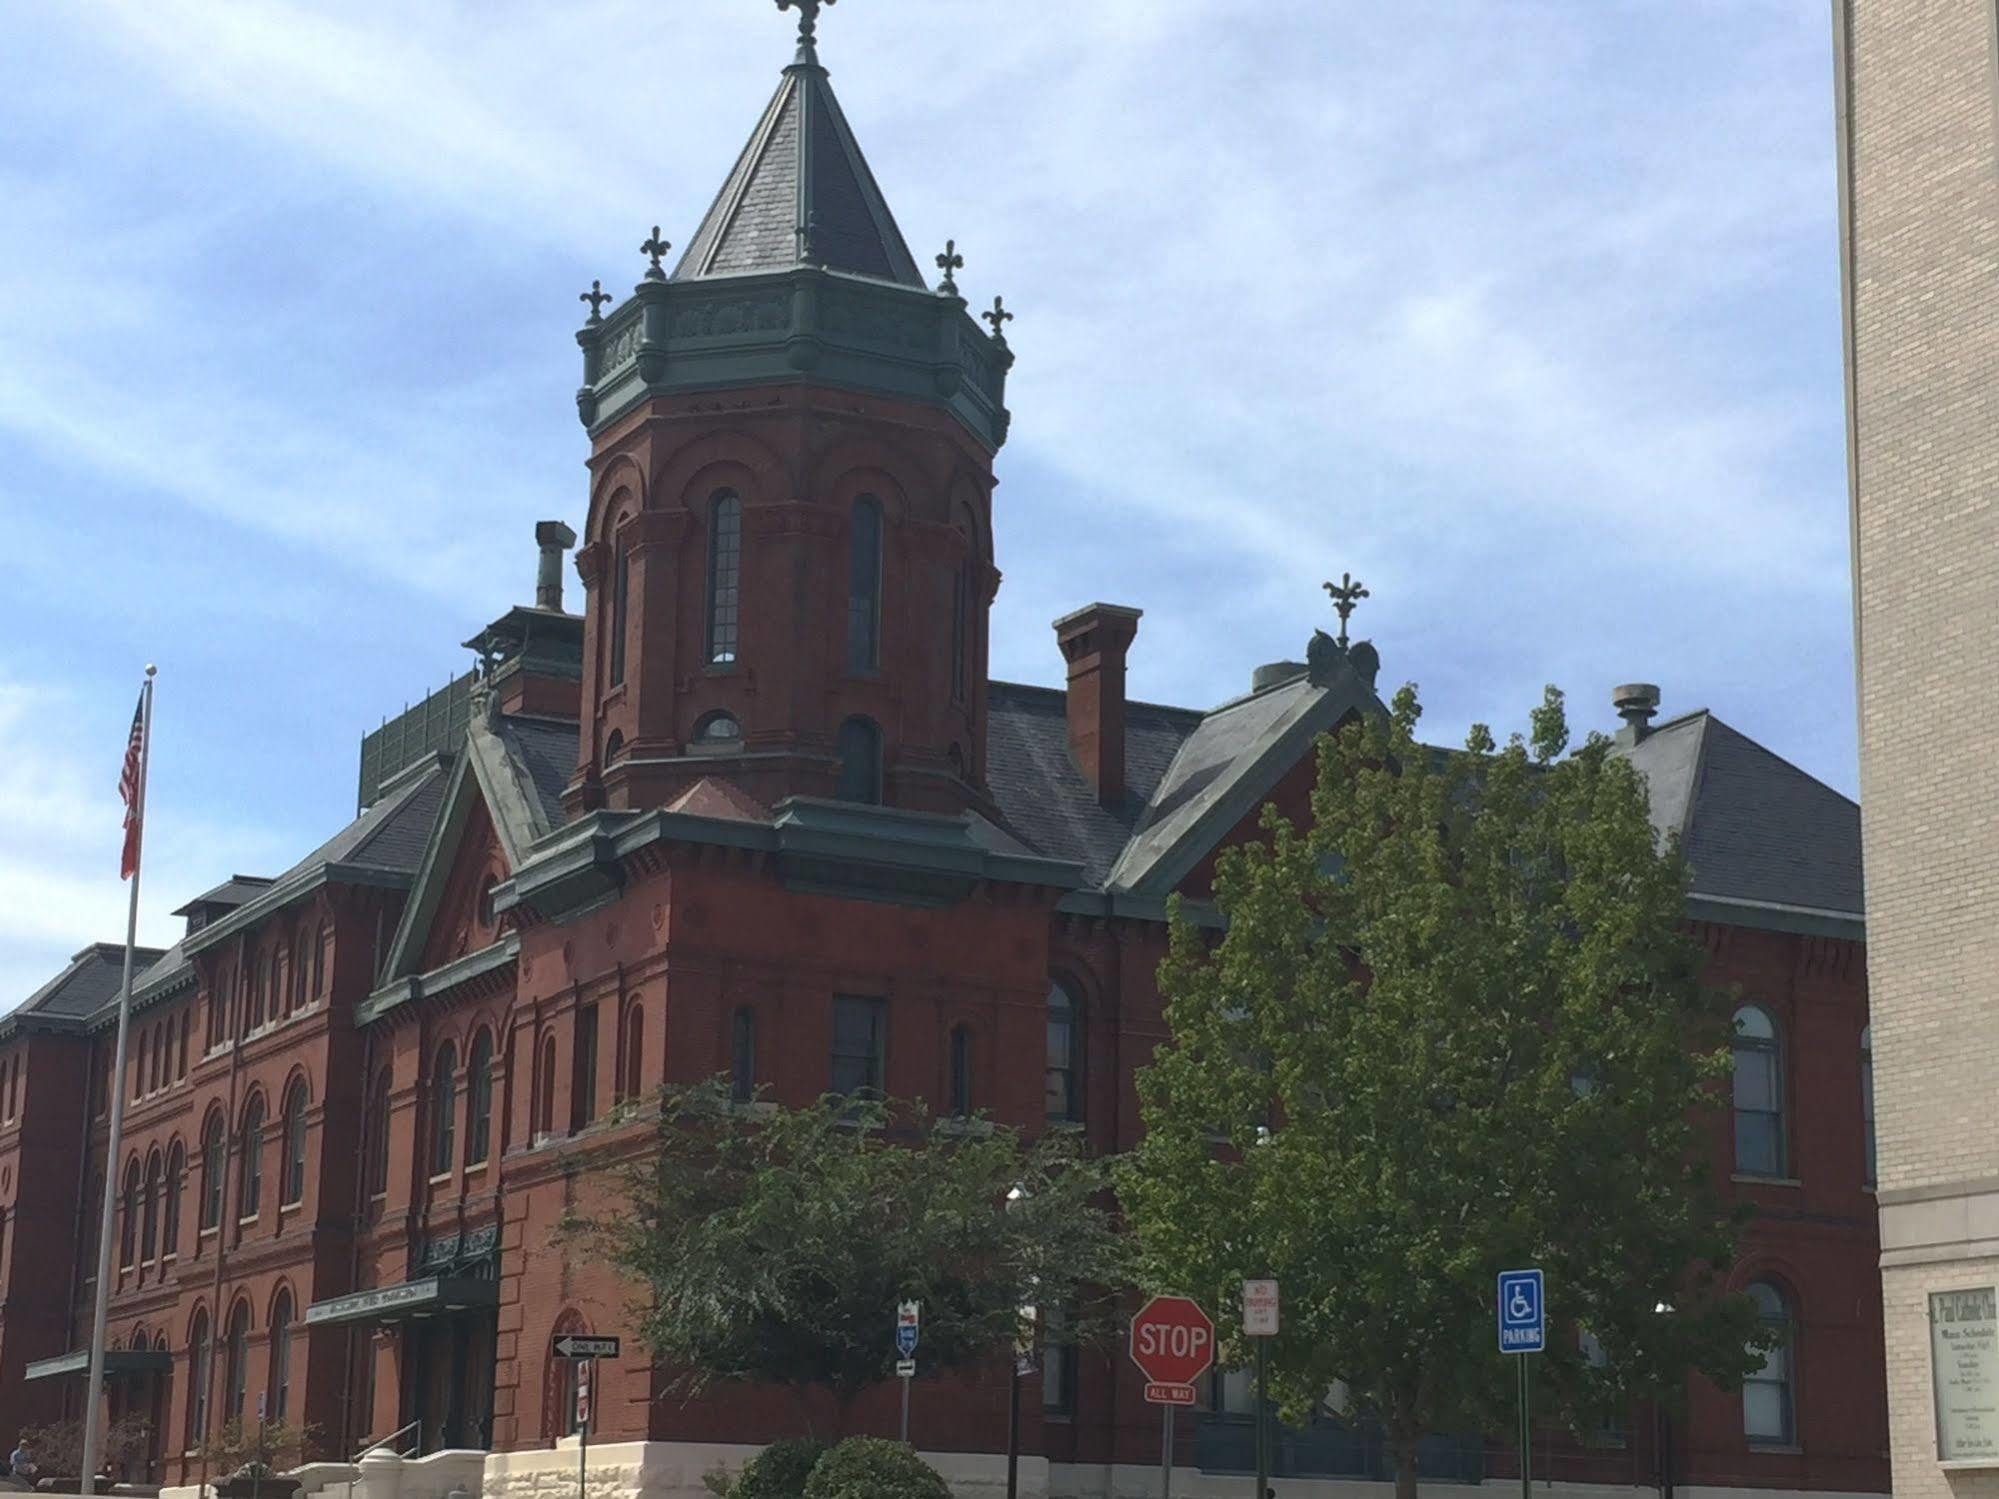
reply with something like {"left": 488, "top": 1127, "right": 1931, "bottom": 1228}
{"left": 776, "top": 0, "right": 836, "bottom": 66}
{"left": 580, "top": 280, "right": 613, "bottom": 323}
{"left": 640, "top": 226, "right": 672, "bottom": 280}
{"left": 981, "top": 295, "right": 1014, "bottom": 345}
{"left": 1322, "top": 571, "right": 1369, "bottom": 647}
{"left": 935, "top": 239, "right": 964, "bottom": 296}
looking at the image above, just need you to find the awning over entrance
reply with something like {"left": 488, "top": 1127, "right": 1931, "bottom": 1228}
{"left": 25, "top": 1348, "right": 174, "bottom": 1382}
{"left": 305, "top": 1276, "right": 498, "bottom": 1328}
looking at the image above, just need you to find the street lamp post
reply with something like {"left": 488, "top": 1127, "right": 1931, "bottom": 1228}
{"left": 1653, "top": 1301, "right": 1676, "bottom": 1499}
{"left": 1005, "top": 1186, "right": 1035, "bottom": 1499}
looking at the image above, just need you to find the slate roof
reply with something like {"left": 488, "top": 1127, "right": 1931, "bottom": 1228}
{"left": 16, "top": 944, "right": 165, "bottom": 1021}
{"left": 1617, "top": 710, "right": 1864, "bottom": 919}
{"left": 494, "top": 715, "right": 575, "bottom": 831}
{"left": 171, "top": 876, "right": 273, "bottom": 917}
{"left": 673, "top": 49, "right": 924, "bottom": 287}
{"left": 985, "top": 681, "right": 1204, "bottom": 887}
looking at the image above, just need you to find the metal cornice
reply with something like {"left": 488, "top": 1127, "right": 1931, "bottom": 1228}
{"left": 356, "top": 933, "right": 522, "bottom": 1028}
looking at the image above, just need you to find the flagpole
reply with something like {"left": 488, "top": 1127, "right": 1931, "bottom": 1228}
{"left": 81, "top": 665, "right": 155, "bottom": 1498}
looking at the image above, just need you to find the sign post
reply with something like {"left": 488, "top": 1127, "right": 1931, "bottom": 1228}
{"left": 897, "top": 1302, "right": 921, "bottom": 1443}
{"left": 1130, "top": 1296, "right": 1216, "bottom": 1499}
{"left": 1243, "top": 1281, "right": 1279, "bottom": 1499}
{"left": 1497, "top": 1270, "right": 1546, "bottom": 1499}
{"left": 552, "top": 1334, "right": 620, "bottom": 1499}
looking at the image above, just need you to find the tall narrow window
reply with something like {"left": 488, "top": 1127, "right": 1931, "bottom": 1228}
{"left": 120, "top": 1160, "right": 140, "bottom": 1268}
{"left": 312, "top": 924, "right": 327, "bottom": 999}
{"left": 1861, "top": 1023, "right": 1876, "bottom": 1189}
{"left": 367, "top": 1068, "right": 391, "bottom": 1197}
{"left": 1743, "top": 1281, "right": 1794, "bottom": 1445}
{"left": 948, "top": 1026, "right": 973, "bottom": 1118}
{"left": 835, "top": 717, "right": 882, "bottom": 805}
{"left": 187, "top": 1312, "right": 211, "bottom": 1444}
{"left": 1732, "top": 1005, "right": 1784, "bottom": 1177}
{"left": 466, "top": 1031, "right": 494, "bottom": 1166}
{"left": 572, "top": 1007, "right": 599, "bottom": 1131}
{"left": 951, "top": 556, "right": 972, "bottom": 702}
{"left": 239, "top": 1096, "right": 264, "bottom": 1219}
{"left": 135, "top": 1032, "right": 147, "bottom": 1099}
{"left": 619, "top": 1008, "right": 643, "bottom": 1103}
{"left": 163, "top": 1143, "right": 184, "bottom": 1258}
{"left": 731, "top": 1008, "right": 756, "bottom": 1103}
{"left": 225, "top": 1303, "right": 250, "bottom": 1421}
{"left": 707, "top": 491, "right": 742, "bottom": 665}
{"left": 536, "top": 1034, "right": 557, "bottom": 1138}
{"left": 201, "top": 1113, "right": 225, "bottom": 1229}
{"left": 847, "top": 496, "right": 882, "bottom": 672}
{"left": 282, "top": 1083, "right": 308, "bottom": 1206}
{"left": 830, "top": 996, "right": 885, "bottom": 1100}
{"left": 1046, "top": 982, "right": 1081, "bottom": 1123}
{"left": 1042, "top": 1303, "right": 1076, "bottom": 1415}
{"left": 608, "top": 532, "right": 630, "bottom": 688}
{"left": 269, "top": 1291, "right": 293, "bottom": 1420}
{"left": 429, "top": 1043, "right": 457, "bottom": 1177}
{"left": 141, "top": 1152, "right": 162, "bottom": 1263}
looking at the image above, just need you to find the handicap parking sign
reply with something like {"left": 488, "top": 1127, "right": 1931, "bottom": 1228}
{"left": 1497, "top": 1269, "right": 1545, "bottom": 1353}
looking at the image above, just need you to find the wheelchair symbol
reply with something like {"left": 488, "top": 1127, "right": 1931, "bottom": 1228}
{"left": 1506, "top": 1286, "right": 1534, "bottom": 1322}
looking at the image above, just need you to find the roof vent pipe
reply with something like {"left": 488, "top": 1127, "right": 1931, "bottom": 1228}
{"left": 535, "top": 521, "right": 578, "bottom": 611}
{"left": 1612, "top": 682, "right": 1661, "bottom": 742}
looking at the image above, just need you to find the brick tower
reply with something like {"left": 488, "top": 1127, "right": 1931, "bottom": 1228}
{"left": 565, "top": 0, "right": 1013, "bottom": 819}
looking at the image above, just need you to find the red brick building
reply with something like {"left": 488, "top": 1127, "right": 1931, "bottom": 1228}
{"left": 0, "top": 10, "right": 1882, "bottom": 1498}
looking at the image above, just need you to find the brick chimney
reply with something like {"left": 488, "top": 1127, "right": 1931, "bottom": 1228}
{"left": 1054, "top": 603, "right": 1142, "bottom": 804}
{"left": 535, "top": 520, "right": 578, "bottom": 612}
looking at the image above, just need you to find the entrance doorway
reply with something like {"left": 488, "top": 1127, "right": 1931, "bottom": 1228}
{"left": 405, "top": 1313, "right": 496, "bottom": 1452}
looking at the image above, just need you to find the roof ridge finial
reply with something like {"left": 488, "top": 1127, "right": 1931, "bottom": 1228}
{"left": 1322, "top": 571, "right": 1369, "bottom": 647}
{"left": 777, "top": 0, "right": 836, "bottom": 67}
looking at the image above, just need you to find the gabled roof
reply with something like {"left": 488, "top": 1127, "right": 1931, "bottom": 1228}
{"left": 381, "top": 709, "right": 568, "bottom": 982}
{"left": 1616, "top": 710, "right": 1864, "bottom": 925}
{"left": 673, "top": 52, "right": 924, "bottom": 287}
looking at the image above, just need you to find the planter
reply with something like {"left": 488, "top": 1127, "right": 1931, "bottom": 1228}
{"left": 212, "top": 1478, "right": 300, "bottom": 1499}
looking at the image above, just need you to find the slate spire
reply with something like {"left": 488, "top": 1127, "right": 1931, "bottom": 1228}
{"left": 673, "top": 4, "right": 924, "bottom": 287}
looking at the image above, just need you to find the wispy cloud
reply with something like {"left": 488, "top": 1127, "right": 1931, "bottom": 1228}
{"left": 0, "top": 1, "right": 1854, "bottom": 997}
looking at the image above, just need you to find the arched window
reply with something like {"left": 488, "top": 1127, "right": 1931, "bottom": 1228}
{"left": 536, "top": 1034, "right": 557, "bottom": 1138}
{"left": 571, "top": 1008, "right": 599, "bottom": 1131}
{"left": 620, "top": 1007, "right": 644, "bottom": 1103}
{"left": 1743, "top": 1281, "right": 1794, "bottom": 1445}
{"left": 282, "top": 1082, "right": 309, "bottom": 1206}
{"left": 367, "top": 1068, "right": 391, "bottom": 1197}
{"left": 269, "top": 1290, "right": 293, "bottom": 1421}
{"left": 186, "top": 1310, "right": 212, "bottom": 1444}
{"left": 707, "top": 490, "right": 742, "bottom": 665}
{"left": 1861, "top": 1024, "right": 1876, "bottom": 1189}
{"left": 200, "top": 1113, "right": 226, "bottom": 1229}
{"left": 604, "top": 729, "right": 625, "bottom": 764}
{"left": 608, "top": 527, "right": 631, "bottom": 688}
{"left": 466, "top": 1031, "right": 494, "bottom": 1166}
{"left": 163, "top": 1142, "right": 184, "bottom": 1258}
{"left": 949, "top": 1025, "right": 973, "bottom": 1118}
{"left": 1046, "top": 982, "right": 1081, "bottom": 1122}
{"left": 178, "top": 1012, "right": 188, "bottom": 1077}
{"left": 731, "top": 1008, "right": 756, "bottom": 1104}
{"left": 120, "top": 1159, "right": 141, "bottom": 1268}
{"left": 835, "top": 716, "right": 882, "bottom": 805}
{"left": 239, "top": 1095, "right": 264, "bottom": 1219}
{"left": 1732, "top": 1005, "right": 1784, "bottom": 1177}
{"left": 847, "top": 495, "right": 882, "bottom": 672}
{"left": 312, "top": 924, "right": 327, "bottom": 999}
{"left": 693, "top": 711, "right": 742, "bottom": 748}
{"left": 141, "top": 1151, "right": 163, "bottom": 1264}
{"left": 134, "top": 1031, "right": 148, "bottom": 1099}
{"left": 224, "top": 1302, "right": 250, "bottom": 1422}
{"left": 429, "top": 1043, "right": 457, "bottom": 1177}
{"left": 950, "top": 554, "right": 972, "bottom": 703}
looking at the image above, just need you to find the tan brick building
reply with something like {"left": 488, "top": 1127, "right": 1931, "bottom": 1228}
{"left": 1835, "top": 0, "right": 1999, "bottom": 1493}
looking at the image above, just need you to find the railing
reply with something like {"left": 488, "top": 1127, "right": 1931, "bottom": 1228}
{"left": 350, "top": 1422, "right": 421, "bottom": 1462}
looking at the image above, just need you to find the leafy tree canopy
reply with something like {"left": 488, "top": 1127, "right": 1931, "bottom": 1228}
{"left": 579, "top": 1079, "right": 1124, "bottom": 1414}
{"left": 1117, "top": 683, "right": 1765, "bottom": 1496}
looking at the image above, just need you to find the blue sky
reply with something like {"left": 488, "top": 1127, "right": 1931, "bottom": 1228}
{"left": 0, "top": 0, "right": 1851, "bottom": 1004}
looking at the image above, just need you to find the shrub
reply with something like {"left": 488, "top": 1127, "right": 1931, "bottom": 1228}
{"left": 801, "top": 1438, "right": 948, "bottom": 1499}
{"left": 731, "top": 1438, "right": 826, "bottom": 1499}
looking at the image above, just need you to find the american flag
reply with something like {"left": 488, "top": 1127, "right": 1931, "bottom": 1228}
{"left": 118, "top": 690, "right": 146, "bottom": 880}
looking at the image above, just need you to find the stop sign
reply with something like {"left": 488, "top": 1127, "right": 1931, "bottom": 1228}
{"left": 1129, "top": 1295, "right": 1216, "bottom": 1387}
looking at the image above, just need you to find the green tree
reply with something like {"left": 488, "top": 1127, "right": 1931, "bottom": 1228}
{"left": 1118, "top": 684, "right": 1764, "bottom": 1499}
{"left": 578, "top": 1079, "right": 1124, "bottom": 1427}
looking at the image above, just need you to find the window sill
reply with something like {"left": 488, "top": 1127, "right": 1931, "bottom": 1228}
{"left": 1940, "top": 1458, "right": 1999, "bottom": 1471}
{"left": 198, "top": 1226, "right": 218, "bottom": 1240}
{"left": 1046, "top": 1118, "right": 1086, "bottom": 1134}
{"left": 1732, "top": 1173, "right": 1802, "bottom": 1188}
{"left": 427, "top": 1170, "right": 455, "bottom": 1187}
{"left": 237, "top": 1214, "right": 260, "bottom": 1227}
{"left": 464, "top": 1160, "right": 488, "bottom": 1177}
{"left": 1747, "top": 1441, "right": 1802, "bottom": 1454}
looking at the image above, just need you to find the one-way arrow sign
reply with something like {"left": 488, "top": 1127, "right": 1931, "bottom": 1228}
{"left": 552, "top": 1334, "right": 621, "bottom": 1360}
